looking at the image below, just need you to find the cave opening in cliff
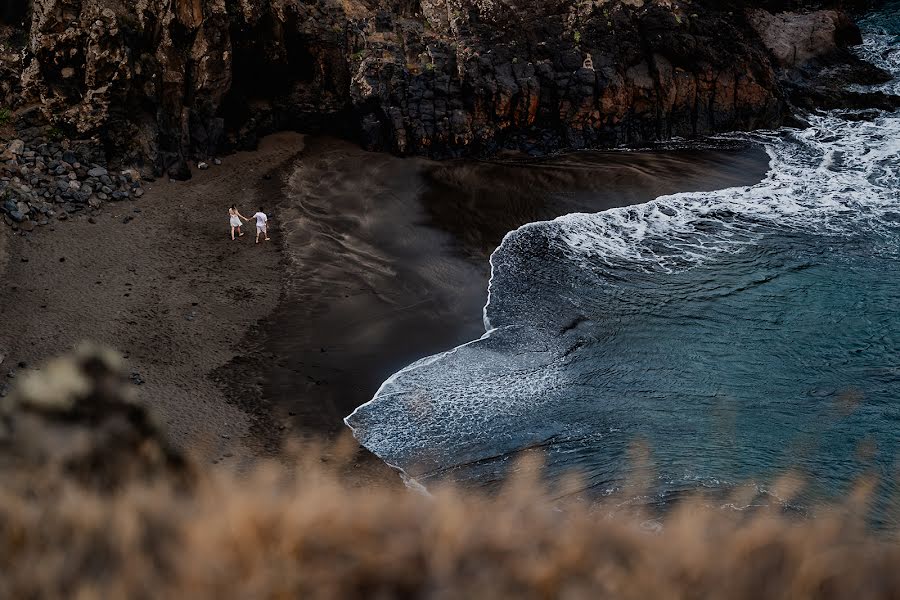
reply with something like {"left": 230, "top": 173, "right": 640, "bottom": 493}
{"left": 222, "top": 16, "right": 318, "bottom": 135}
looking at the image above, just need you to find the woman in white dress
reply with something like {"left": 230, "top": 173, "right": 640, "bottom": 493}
{"left": 229, "top": 205, "right": 249, "bottom": 240}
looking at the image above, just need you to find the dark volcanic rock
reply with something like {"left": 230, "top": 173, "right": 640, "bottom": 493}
{"left": 0, "top": 134, "right": 144, "bottom": 227}
{"left": 0, "top": 0, "right": 893, "bottom": 178}
{"left": 748, "top": 7, "right": 900, "bottom": 113}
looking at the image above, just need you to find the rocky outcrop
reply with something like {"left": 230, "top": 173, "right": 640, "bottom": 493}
{"left": 749, "top": 9, "right": 858, "bottom": 67}
{"left": 0, "top": 131, "right": 143, "bottom": 229}
{"left": 0, "top": 0, "right": 892, "bottom": 179}
{"left": 748, "top": 5, "right": 898, "bottom": 112}
{"left": 350, "top": 0, "right": 786, "bottom": 155}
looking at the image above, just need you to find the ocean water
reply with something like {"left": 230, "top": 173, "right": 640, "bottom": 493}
{"left": 346, "top": 6, "right": 900, "bottom": 510}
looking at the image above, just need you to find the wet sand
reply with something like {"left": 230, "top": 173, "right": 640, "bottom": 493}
{"left": 245, "top": 137, "right": 771, "bottom": 448}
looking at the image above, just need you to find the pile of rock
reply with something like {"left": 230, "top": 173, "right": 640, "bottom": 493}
{"left": 0, "top": 134, "right": 145, "bottom": 231}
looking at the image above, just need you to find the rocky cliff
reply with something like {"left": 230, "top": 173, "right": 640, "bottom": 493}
{"left": 0, "top": 0, "right": 894, "bottom": 180}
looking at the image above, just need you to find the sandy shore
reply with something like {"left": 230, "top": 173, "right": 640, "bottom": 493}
{"left": 0, "top": 132, "right": 305, "bottom": 466}
{"left": 0, "top": 132, "right": 770, "bottom": 479}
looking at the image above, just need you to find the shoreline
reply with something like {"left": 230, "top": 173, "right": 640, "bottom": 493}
{"left": 0, "top": 132, "right": 771, "bottom": 482}
{"left": 235, "top": 137, "right": 772, "bottom": 467}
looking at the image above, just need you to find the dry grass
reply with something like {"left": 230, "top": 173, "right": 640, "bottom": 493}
{"left": 2, "top": 349, "right": 900, "bottom": 599}
{"left": 3, "top": 444, "right": 900, "bottom": 599}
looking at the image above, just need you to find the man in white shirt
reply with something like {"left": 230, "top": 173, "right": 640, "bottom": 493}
{"left": 252, "top": 207, "right": 270, "bottom": 244}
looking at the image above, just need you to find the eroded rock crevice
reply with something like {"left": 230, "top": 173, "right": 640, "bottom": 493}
{"left": 0, "top": 1, "right": 29, "bottom": 26}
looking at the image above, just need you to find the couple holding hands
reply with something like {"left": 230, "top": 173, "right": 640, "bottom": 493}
{"left": 229, "top": 205, "right": 270, "bottom": 244}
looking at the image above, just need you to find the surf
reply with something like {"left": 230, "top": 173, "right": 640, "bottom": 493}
{"left": 346, "top": 7, "right": 900, "bottom": 505}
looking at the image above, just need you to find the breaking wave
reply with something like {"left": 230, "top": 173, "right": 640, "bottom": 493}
{"left": 346, "top": 9, "right": 900, "bottom": 504}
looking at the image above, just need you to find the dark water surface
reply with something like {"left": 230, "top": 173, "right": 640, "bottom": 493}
{"left": 347, "top": 6, "right": 900, "bottom": 515}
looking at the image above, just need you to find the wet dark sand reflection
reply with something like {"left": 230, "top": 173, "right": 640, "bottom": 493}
{"left": 256, "top": 137, "right": 770, "bottom": 440}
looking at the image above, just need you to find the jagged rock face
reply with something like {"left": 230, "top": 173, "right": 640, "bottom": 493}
{"left": 2, "top": 0, "right": 354, "bottom": 178}
{"left": 350, "top": 0, "right": 784, "bottom": 155}
{"left": 0, "top": 0, "right": 885, "bottom": 177}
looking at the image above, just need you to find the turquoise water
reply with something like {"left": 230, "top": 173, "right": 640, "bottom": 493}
{"left": 347, "top": 6, "right": 900, "bottom": 512}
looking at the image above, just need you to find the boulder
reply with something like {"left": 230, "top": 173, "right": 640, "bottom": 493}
{"left": 749, "top": 10, "right": 848, "bottom": 68}
{"left": 1, "top": 139, "right": 24, "bottom": 161}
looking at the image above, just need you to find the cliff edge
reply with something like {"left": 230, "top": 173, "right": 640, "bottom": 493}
{"left": 0, "top": 0, "right": 894, "bottom": 180}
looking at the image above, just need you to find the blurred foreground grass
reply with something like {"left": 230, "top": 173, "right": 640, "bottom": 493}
{"left": 1, "top": 347, "right": 898, "bottom": 599}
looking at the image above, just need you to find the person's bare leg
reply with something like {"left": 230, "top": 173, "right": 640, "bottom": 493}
{"left": 238, "top": 226, "right": 244, "bottom": 237}
{"left": 256, "top": 228, "right": 260, "bottom": 244}
{"left": 231, "top": 225, "right": 236, "bottom": 240}
{"left": 264, "top": 224, "right": 270, "bottom": 241}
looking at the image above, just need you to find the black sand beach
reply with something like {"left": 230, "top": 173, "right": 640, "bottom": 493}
{"left": 0, "top": 133, "right": 770, "bottom": 475}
